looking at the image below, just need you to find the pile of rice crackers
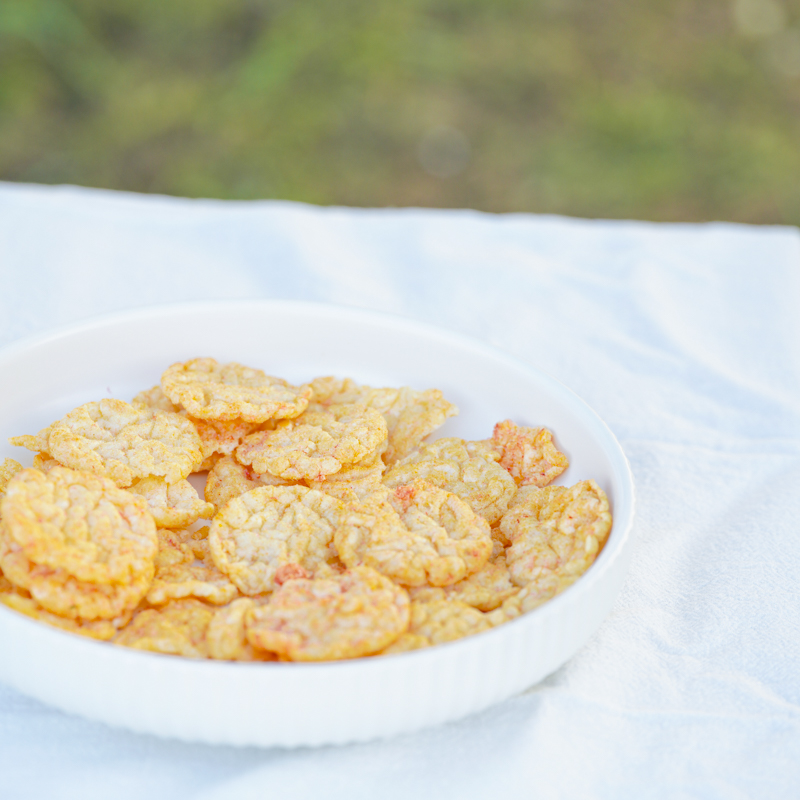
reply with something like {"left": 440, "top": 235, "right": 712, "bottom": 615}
{"left": 0, "top": 357, "right": 612, "bottom": 662}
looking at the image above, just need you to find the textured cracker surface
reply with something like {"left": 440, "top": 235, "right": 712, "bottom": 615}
{"left": 246, "top": 566, "right": 410, "bottom": 661}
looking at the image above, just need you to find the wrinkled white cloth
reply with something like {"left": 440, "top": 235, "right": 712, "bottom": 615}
{"left": 1, "top": 182, "right": 799, "bottom": 800}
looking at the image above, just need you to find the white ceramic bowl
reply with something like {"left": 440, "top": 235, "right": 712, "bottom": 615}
{"left": 0, "top": 301, "right": 635, "bottom": 747}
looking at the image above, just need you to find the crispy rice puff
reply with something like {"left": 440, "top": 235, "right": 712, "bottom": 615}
{"left": 246, "top": 566, "right": 410, "bottom": 661}
{"left": 35, "top": 399, "right": 203, "bottom": 488}
{"left": 161, "top": 358, "right": 311, "bottom": 423}
{"left": 500, "top": 480, "right": 612, "bottom": 592}
{"left": 206, "top": 598, "right": 276, "bottom": 661}
{"left": 128, "top": 477, "right": 214, "bottom": 529}
{"left": 0, "top": 589, "right": 120, "bottom": 641}
{"left": 0, "top": 458, "right": 23, "bottom": 497}
{"left": 8, "top": 426, "right": 53, "bottom": 457}
{"left": 309, "top": 377, "right": 458, "bottom": 465}
{"left": 410, "top": 554, "right": 518, "bottom": 612}
{"left": 489, "top": 420, "right": 569, "bottom": 487}
{"left": 132, "top": 385, "right": 181, "bottom": 413}
{"left": 0, "top": 467, "right": 157, "bottom": 619}
{"left": 208, "top": 485, "right": 345, "bottom": 596}
{"left": 204, "top": 455, "right": 293, "bottom": 511}
{"left": 235, "top": 404, "right": 387, "bottom": 482}
{"left": 381, "top": 597, "right": 491, "bottom": 654}
{"left": 334, "top": 481, "right": 492, "bottom": 588}
{"left": 115, "top": 598, "right": 215, "bottom": 658}
{"left": 384, "top": 438, "right": 517, "bottom": 524}
{"left": 307, "top": 452, "right": 389, "bottom": 505}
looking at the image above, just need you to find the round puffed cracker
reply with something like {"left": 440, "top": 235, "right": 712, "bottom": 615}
{"left": 235, "top": 404, "right": 387, "bottom": 481}
{"left": 307, "top": 451, "right": 389, "bottom": 505}
{"left": 245, "top": 566, "right": 410, "bottom": 661}
{"left": 381, "top": 597, "right": 491, "bottom": 654}
{"left": 47, "top": 399, "right": 202, "bottom": 487}
{"left": 129, "top": 477, "right": 214, "bottom": 529}
{"left": 384, "top": 438, "right": 517, "bottom": 524}
{"left": 1, "top": 466, "right": 157, "bottom": 585}
{"left": 438, "top": 554, "right": 517, "bottom": 611}
{"left": 114, "top": 598, "right": 215, "bottom": 658}
{"left": 334, "top": 481, "right": 492, "bottom": 588}
{"left": 488, "top": 420, "right": 569, "bottom": 487}
{"left": 8, "top": 425, "right": 53, "bottom": 457}
{"left": 206, "top": 598, "right": 275, "bottom": 661}
{"left": 161, "top": 358, "right": 312, "bottom": 423}
{"left": 309, "top": 377, "right": 458, "bottom": 465}
{"left": 204, "top": 455, "right": 293, "bottom": 511}
{"left": 209, "top": 485, "right": 345, "bottom": 595}
{"left": 146, "top": 560, "right": 239, "bottom": 606}
{"left": 500, "top": 480, "right": 612, "bottom": 590}
{"left": 0, "top": 532, "right": 153, "bottom": 622}
{"left": 0, "top": 589, "right": 119, "bottom": 641}
{"left": 132, "top": 385, "right": 181, "bottom": 414}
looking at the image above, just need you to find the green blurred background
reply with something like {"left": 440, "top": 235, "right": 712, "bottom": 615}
{"left": 2, "top": 0, "right": 800, "bottom": 223}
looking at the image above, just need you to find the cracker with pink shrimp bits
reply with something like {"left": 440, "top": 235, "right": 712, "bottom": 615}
{"left": 246, "top": 566, "right": 410, "bottom": 661}
{"left": 208, "top": 485, "right": 345, "bottom": 595}
{"left": 335, "top": 480, "right": 492, "bottom": 588}
{"left": 500, "top": 480, "right": 612, "bottom": 592}
{"left": 0, "top": 466, "right": 157, "bottom": 621}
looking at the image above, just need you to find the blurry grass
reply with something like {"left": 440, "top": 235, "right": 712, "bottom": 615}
{"left": 1, "top": 0, "right": 800, "bottom": 223}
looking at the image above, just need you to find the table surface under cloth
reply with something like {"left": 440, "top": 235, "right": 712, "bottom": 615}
{"left": 1, "top": 182, "right": 799, "bottom": 800}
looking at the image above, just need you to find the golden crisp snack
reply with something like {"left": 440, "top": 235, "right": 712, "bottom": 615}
{"left": 0, "top": 589, "right": 119, "bottom": 641}
{"left": 190, "top": 416, "right": 260, "bottom": 468}
{"left": 0, "top": 458, "right": 23, "bottom": 499}
{"left": 155, "top": 527, "right": 207, "bottom": 570}
{"left": 500, "top": 480, "right": 612, "bottom": 590}
{"left": 161, "top": 358, "right": 312, "bottom": 423}
{"left": 0, "top": 533, "right": 153, "bottom": 622}
{"left": 208, "top": 485, "right": 345, "bottom": 595}
{"left": 128, "top": 476, "right": 214, "bottom": 529}
{"left": 309, "top": 377, "right": 458, "bottom": 465}
{"left": 204, "top": 455, "right": 293, "bottom": 511}
{"left": 146, "top": 559, "right": 239, "bottom": 606}
{"left": 384, "top": 438, "right": 517, "bottom": 524}
{"left": 334, "top": 481, "right": 492, "bottom": 587}
{"left": 246, "top": 566, "right": 410, "bottom": 661}
{"left": 489, "top": 420, "right": 569, "bottom": 487}
{"left": 1, "top": 466, "right": 157, "bottom": 585}
{"left": 115, "top": 599, "right": 215, "bottom": 658}
{"left": 206, "top": 598, "right": 275, "bottom": 661}
{"left": 43, "top": 399, "right": 203, "bottom": 487}
{"left": 440, "top": 554, "right": 517, "bottom": 612}
{"left": 132, "top": 385, "right": 181, "bottom": 413}
{"left": 31, "top": 453, "right": 59, "bottom": 472}
{"left": 8, "top": 425, "right": 53, "bottom": 456}
{"left": 235, "top": 403, "right": 387, "bottom": 482}
{"left": 307, "top": 452, "right": 389, "bottom": 505}
{"left": 381, "top": 597, "right": 491, "bottom": 654}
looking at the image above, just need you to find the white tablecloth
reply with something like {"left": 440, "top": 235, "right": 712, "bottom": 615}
{"left": 1, "top": 182, "right": 799, "bottom": 799}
